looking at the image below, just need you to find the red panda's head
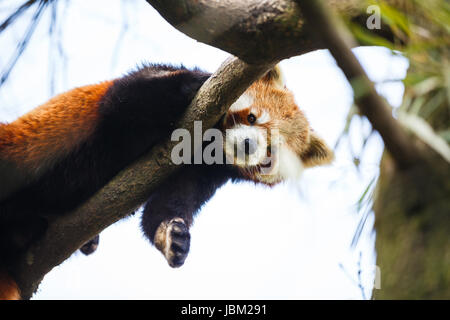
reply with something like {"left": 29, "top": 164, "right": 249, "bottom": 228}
{"left": 221, "top": 65, "right": 334, "bottom": 185}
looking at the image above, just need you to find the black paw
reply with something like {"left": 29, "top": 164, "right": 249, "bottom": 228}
{"left": 167, "top": 219, "right": 191, "bottom": 268}
{"left": 80, "top": 235, "right": 100, "bottom": 255}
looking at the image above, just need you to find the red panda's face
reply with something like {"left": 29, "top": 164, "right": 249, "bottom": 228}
{"left": 221, "top": 66, "right": 333, "bottom": 185}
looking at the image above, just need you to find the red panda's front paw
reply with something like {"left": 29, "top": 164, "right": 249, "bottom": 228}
{"left": 154, "top": 218, "right": 191, "bottom": 268}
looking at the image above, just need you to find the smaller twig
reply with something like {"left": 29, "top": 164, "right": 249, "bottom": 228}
{"left": 338, "top": 251, "right": 367, "bottom": 300}
{"left": 48, "top": 0, "right": 57, "bottom": 96}
{"left": 0, "top": 1, "right": 48, "bottom": 86}
{"left": 357, "top": 252, "right": 367, "bottom": 300}
{"left": 0, "top": 0, "right": 38, "bottom": 33}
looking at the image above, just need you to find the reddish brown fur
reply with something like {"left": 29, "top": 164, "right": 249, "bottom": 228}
{"left": 0, "top": 81, "right": 112, "bottom": 301}
{"left": 0, "top": 270, "right": 20, "bottom": 300}
{"left": 224, "top": 78, "right": 312, "bottom": 156}
{"left": 222, "top": 70, "right": 333, "bottom": 182}
{"left": 0, "top": 81, "right": 113, "bottom": 174}
{"left": 251, "top": 81, "right": 310, "bottom": 151}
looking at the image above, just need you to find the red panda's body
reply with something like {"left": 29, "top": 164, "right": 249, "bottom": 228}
{"left": 0, "top": 64, "right": 332, "bottom": 299}
{"left": 0, "top": 82, "right": 112, "bottom": 175}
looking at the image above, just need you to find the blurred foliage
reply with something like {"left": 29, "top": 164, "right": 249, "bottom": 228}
{"left": 336, "top": 0, "right": 449, "bottom": 169}
{"left": 340, "top": 0, "right": 450, "bottom": 249}
{"left": 395, "top": 0, "right": 449, "bottom": 137}
{"left": 339, "top": 1, "right": 449, "bottom": 298}
{"left": 349, "top": 0, "right": 450, "bottom": 142}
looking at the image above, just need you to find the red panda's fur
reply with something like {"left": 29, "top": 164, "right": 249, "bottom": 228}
{"left": 0, "top": 81, "right": 113, "bottom": 176}
{"left": 0, "top": 82, "right": 111, "bottom": 300}
{"left": 0, "top": 269, "right": 20, "bottom": 300}
{"left": 0, "top": 64, "right": 333, "bottom": 298}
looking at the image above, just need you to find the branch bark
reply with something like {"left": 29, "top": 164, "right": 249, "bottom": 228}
{"left": 146, "top": 0, "right": 380, "bottom": 64}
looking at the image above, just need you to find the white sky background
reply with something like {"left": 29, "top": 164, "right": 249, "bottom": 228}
{"left": 0, "top": 0, "right": 408, "bottom": 299}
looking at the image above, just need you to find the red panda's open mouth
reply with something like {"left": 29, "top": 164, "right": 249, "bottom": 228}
{"left": 259, "top": 160, "right": 272, "bottom": 169}
{"left": 251, "top": 158, "right": 275, "bottom": 174}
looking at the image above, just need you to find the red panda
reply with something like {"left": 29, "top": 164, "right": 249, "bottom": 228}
{"left": 0, "top": 64, "right": 332, "bottom": 299}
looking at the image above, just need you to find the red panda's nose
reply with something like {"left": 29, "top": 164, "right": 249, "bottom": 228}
{"left": 244, "top": 138, "right": 257, "bottom": 155}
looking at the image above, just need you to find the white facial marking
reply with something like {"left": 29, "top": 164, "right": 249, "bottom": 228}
{"left": 253, "top": 133, "right": 302, "bottom": 183}
{"left": 277, "top": 144, "right": 304, "bottom": 180}
{"left": 224, "top": 124, "right": 267, "bottom": 166}
{"left": 229, "top": 94, "right": 253, "bottom": 112}
{"left": 256, "top": 110, "right": 271, "bottom": 124}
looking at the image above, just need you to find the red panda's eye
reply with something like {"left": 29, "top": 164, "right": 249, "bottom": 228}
{"left": 247, "top": 113, "right": 256, "bottom": 124}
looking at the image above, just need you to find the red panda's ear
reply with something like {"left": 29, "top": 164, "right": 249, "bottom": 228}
{"left": 300, "top": 132, "right": 334, "bottom": 168}
{"left": 261, "top": 65, "right": 285, "bottom": 89}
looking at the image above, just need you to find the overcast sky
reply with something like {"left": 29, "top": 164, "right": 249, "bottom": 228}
{"left": 0, "top": 0, "right": 408, "bottom": 299}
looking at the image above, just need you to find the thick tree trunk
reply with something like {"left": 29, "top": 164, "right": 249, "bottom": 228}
{"left": 373, "top": 151, "right": 450, "bottom": 299}
{"left": 294, "top": 0, "right": 449, "bottom": 299}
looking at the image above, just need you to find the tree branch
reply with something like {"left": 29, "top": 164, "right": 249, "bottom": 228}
{"left": 296, "top": 0, "right": 421, "bottom": 168}
{"left": 146, "top": 0, "right": 378, "bottom": 64}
